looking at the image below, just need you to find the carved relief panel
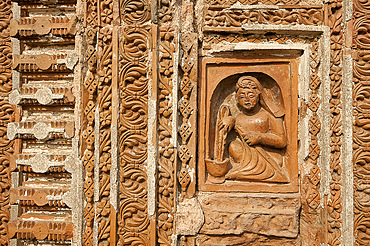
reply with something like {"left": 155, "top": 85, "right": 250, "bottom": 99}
{"left": 199, "top": 57, "right": 298, "bottom": 193}
{"left": 0, "top": 0, "right": 357, "bottom": 241}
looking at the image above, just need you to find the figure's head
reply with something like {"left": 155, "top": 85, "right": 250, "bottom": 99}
{"left": 235, "top": 76, "right": 261, "bottom": 111}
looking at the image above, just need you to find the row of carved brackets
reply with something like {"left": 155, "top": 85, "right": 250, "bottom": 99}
{"left": 14, "top": 153, "right": 76, "bottom": 173}
{"left": 10, "top": 16, "right": 76, "bottom": 37}
{"left": 7, "top": 121, "right": 75, "bottom": 140}
{"left": 13, "top": 53, "right": 78, "bottom": 71}
{"left": 9, "top": 87, "right": 74, "bottom": 105}
{"left": 7, "top": 219, "right": 73, "bottom": 241}
{"left": 10, "top": 186, "right": 71, "bottom": 207}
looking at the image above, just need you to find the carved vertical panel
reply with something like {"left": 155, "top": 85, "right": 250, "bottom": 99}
{"left": 97, "top": 26, "right": 113, "bottom": 245}
{"left": 157, "top": 26, "right": 175, "bottom": 246}
{"left": 178, "top": 33, "right": 197, "bottom": 198}
{"left": 200, "top": 1, "right": 329, "bottom": 243}
{"left": 85, "top": 0, "right": 98, "bottom": 28}
{"left": 353, "top": 0, "right": 370, "bottom": 244}
{"left": 327, "top": 0, "right": 344, "bottom": 244}
{"left": 302, "top": 38, "right": 323, "bottom": 244}
{"left": 83, "top": 2, "right": 116, "bottom": 246}
{"left": 0, "top": 0, "right": 14, "bottom": 244}
{"left": 82, "top": 28, "right": 97, "bottom": 246}
{"left": 157, "top": 0, "right": 176, "bottom": 244}
{"left": 118, "top": 3, "right": 152, "bottom": 242}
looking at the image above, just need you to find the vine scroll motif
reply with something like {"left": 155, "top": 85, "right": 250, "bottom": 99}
{"left": 205, "top": 0, "right": 320, "bottom": 6}
{"left": 326, "top": 0, "right": 343, "bottom": 244}
{"left": 157, "top": 25, "right": 176, "bottom": 246}
{"left": 353, "top": 0, "right": 370, "bottom": 244}
{"left": 157, "top": 0, "right": 176, "bottom": 241}
{"left": 118, "top": 5, "right": 151, "bottom": 242}
{"left": 0, "top": 0, "right": 14, "bottom": 244}
{"left": 203, "top": 8, "right": 324, "bottom": 28}
{"left": 97, "top": 26, "right": 113, "bottom": 246}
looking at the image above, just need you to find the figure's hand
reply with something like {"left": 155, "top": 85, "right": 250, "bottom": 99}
{"left": 217, "top": 116, "right": 235, "bottom": 132}
{"left": 242, "top": 131, "right": 261, "bottom": 145}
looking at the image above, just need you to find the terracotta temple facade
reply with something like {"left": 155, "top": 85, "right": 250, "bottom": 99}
{"left": 0, "top": 0, "right": 369, "bottom": 244}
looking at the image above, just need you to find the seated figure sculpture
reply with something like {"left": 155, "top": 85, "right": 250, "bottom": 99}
{"left": 206, "top": 76, "right": 289, "bottom": 183}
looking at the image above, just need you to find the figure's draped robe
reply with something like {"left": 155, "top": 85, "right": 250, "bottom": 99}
{"left": 226, "top": 137, "right": 288, "bottom": 182}
{"left": 218, "top": 94, "right": 289, "bottom": 183}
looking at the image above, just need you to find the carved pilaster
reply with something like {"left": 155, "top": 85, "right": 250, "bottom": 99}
{"left": 118, "top": 2, "right": 152, "bottom": 243}
{"left": 353, "top": 0, "right": 370, "bottom": 245}
{"left": 0, "top": 0, "right": 15, "bottom": 245}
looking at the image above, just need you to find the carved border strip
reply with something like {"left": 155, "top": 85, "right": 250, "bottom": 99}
{"left": 353, "top": 0, "right": 370, "bottom": 244}
{"left": 306, "top": 36, "right": 323, "bottom": 245}
{"left": 177, "top": 0, "right": 198, "bottom": 199}
{"left": 156, "top": 0, "right": 177, "bottom": 243}
{"left": 82, "top": 27, "right": 97, "bottom": 246}
{"left": 205, "top": 0, "right": 321, "bottom": 6}
{"left": 118, "top": 17, "right": 152, "bottom": 246}
{"left": 97, "top": 26, "right": 113, "bottom": 245}
{"left": 83, "top": 0, "right": 115, "bottom": 243}
{"left": 0, "top": 0, "right": 14, "bottom": 243}
{"left": 203, "top": 8, "right": 324, "bottom": 28}
{"left": 178, "top": 32, "right": 197, "bottom": 198}
{"left": 326, "top": 0, "right": 344, "bottom": 244}
{"left": 157, "top": 25, "right": 176, "bottom": 246}
{"left": 85, "top": 0, "right": 98, "bottom": 28}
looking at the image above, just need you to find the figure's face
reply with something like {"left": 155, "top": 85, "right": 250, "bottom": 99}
{"left": 237, "top": 87, "right": 259, "bottom": 111}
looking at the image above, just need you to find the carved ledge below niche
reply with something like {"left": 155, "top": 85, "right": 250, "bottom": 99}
{"left": 197, "top": 193, "right": 300, "bottom": 238}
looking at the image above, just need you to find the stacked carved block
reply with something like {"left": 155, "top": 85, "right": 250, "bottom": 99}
{"left": 6, "top": 0, "right": 78, "bottom": 244}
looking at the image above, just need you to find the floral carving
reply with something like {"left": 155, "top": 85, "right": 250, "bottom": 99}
{"left": 204, "top": 0, "right": 319, "bottom": 6}
{"left": 204, "top": 8, "right": 323, "bottom": 28}
{"left": 120, "top": 0, "right": 150, "bottom": 25}
{"left": 118, "top": 25, "right": 151, "bottom": 245}
{"left": 157, "top": 25, "right": 176, "bottom": 246}
{"left": 353, "top": 0, "right": 370, "bottom": 244}
{"left": 82, "top": 28, "right": 97, "bottom": 246}
{"left": 97, "top": 26, "right": 113, "bottom": 246}
{"left": 326, "top": 0, "right": 343, "bottom": 245}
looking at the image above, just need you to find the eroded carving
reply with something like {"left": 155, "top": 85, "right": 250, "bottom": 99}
{"left": 7, "top": 121, "right": 75, "bottom": 140}
{"left": 9, "top": 87, "right": 74, "bottom": 105}
{"left": 353, "top": 0, "right": 370, "bottom": 244}
{"left": 199, "top": 193, "right": 300, "bottom": 238}
{"left": 13, "top": 54, "right": 74, "bottom": 72}
{"left": 203, "top": 8, "right": 323, "bottom": 30}
{"left": 82, "top": 28, "right": 97, "bottom": 246}
{"left": 10, "top": 187, "right": 69, "bottom": 207}
{"left": 8, "top": 219, "right": 73, "bottom": 241}
{"left": 9, "top": 16, "right": 77, "bottom": 37}
{"left": 15, "top": 153, "right": 75, "bottom": 173}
